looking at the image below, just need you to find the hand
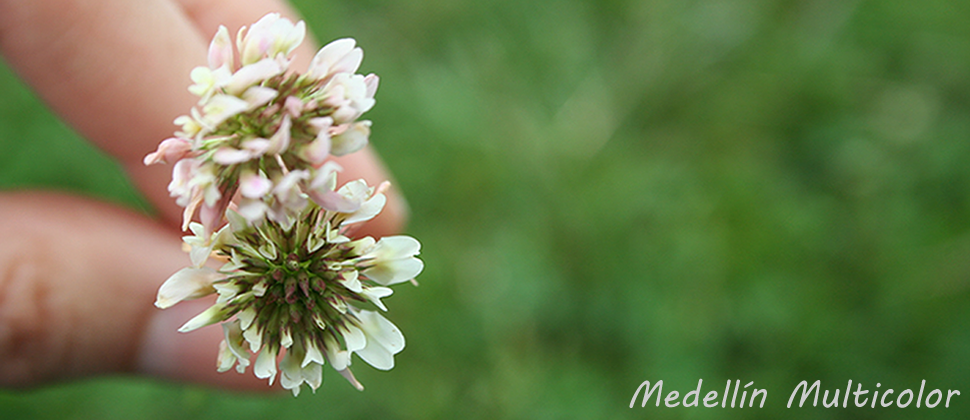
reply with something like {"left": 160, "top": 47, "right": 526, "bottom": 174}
{"left": 0, "top": 0, "right": 406, "bottom": 390}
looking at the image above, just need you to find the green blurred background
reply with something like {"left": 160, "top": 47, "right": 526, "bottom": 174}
{"left": 2, "top": 0, "right": 970, "bottom": 418}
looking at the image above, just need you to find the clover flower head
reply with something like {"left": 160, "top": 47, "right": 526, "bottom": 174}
{"left": 146, "top": 14, "right": 380, "bottom": 234}
{"left": 156, "top": 184, "right": 421, "bottom": 395}
{"left": 145, "top": 13, "right": 422, "bottom": 396}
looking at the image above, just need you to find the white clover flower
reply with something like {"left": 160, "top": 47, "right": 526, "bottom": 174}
{"left": 147, "top": 17, "right": 380, "bottom": 232}
{"left": 160, "top": 193, "right": 421, "bottom": 395}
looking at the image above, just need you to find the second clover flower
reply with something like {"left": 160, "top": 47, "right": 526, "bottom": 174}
{"left": 145, "top": 12, "right": 379, "bottom": 235}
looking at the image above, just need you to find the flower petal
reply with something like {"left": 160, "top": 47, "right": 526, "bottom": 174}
{"left": 254, "top": 347, "right": 278, "bottom": 385}
{"left": 207, "top": 25, "right": 234, "bottom": 70}
{"left": 342, "top": 324, "right": 366, "bottom": 352}
{"left": 302, "top": 342, "right": 326, "bottom": 368}
{"left": 155, "top": 267, "right": 220, "bottom": 309}
{"left": 307, "top": 38, "right": 358, "bottom": 80}
{"left": 357, "top": 310, "right": 405, "bottom": 355}
{"left": 178, "top": 303, "right": 230, "bottom": 332}
{"left": 360, "top": 286, "right": 394, "bottom": 311}
{"left": 240, "top": 171, "right": 273, "bottom": 198}
{"left": 363, "top": 258, "right": 425, "bottom": 286}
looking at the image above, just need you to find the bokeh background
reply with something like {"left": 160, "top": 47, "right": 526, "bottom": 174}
{"left": 2, "top": 0, "right": 970, "bottom": 418}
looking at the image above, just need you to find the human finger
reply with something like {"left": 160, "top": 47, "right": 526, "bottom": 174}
{"left": 0, "top": 192, "right": 269, "bottom": 391}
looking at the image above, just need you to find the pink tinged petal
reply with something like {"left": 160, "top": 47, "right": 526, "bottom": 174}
{"left": 181, "top": 193, "right": 204, "bottom": 231}
{"left": 254, "top": 347, "right": 278, "bottom": 385}
{"left": 240, "top": 171, "right": 273, "bottom": 198}
{"left": 343, "top": 192, "right": 386, "bottom": 225}
{"left": 342, "top": 324, "right": 366, "bottom": 352}
{"left": 307, "top": 38, "right": 357, "bottom": 80}
{"left": 236, "top": 15, "right": 271, "bottom": 65}
{"left": 266, "top": 115, "right": 292, "bottom": 155}
{"left": 226, "top": 58, "right": 284, "bottom": 95}
{"left": 301, "top": 131, "right": 331, "bottom": 166}
{"left": 363, "top": 74, "right": 379, "bottom": 98}
{"left": 238, "top": 14, "right": 305, "bottom": 66}
{"left": 321, "top": 83, "right": 347, "bottom": 109}
{"left": 337, "top": 368, "right": 365, "bottom": 391}
{"left": 242, "top": 86, "right": 278, "bottom": 110}
{"left": 155, "top": 267, "right": 220, "bottom": 309}
{"left": 308, "top": 190, "right": 360, "bottom": 213}
{"left": 242, "top": 137, "right": 271, "bottom": 156}
{"left": 323, "top": 74, "right": 375, "bottom": 121}
{"left": 208, "top": 25, "right": 234, "bottom": 70}
{"left": 237, "top": 199, "right": 268, "bottom": 223}
{"left": 330, "top": 121, "right": 371, "bottom": 156}
{"left": 199, "top": 194, "right": 231, "bottom": 238}
{"left": 178, "top": 303, "right": 230, "bottom": 332}
{"left": 144, "top": 137, "right": 191, "bottom": 165}
{"left": 308, "top": 162, "right": 341, "bottom": 190}
{"left": 284, "top": 96, "right": 303, "bottom": 117}
{"left": 274, "top": 169, "right": 308, "bottom": 199}
{"left": 308, "top": 116, "right": 334, "bottom": 131}
{"left": 212, "top": 147, "right": 253, "bottom": 165}
{"left": 168, "top": 158, "right": 194, "bottom": 200}
{"left": 360, "top": 286, "right": 394, "bottom": 311}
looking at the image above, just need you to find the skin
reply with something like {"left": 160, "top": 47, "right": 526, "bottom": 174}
{"left": 0, "top": 0, "right": 406, "bottom": 390}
